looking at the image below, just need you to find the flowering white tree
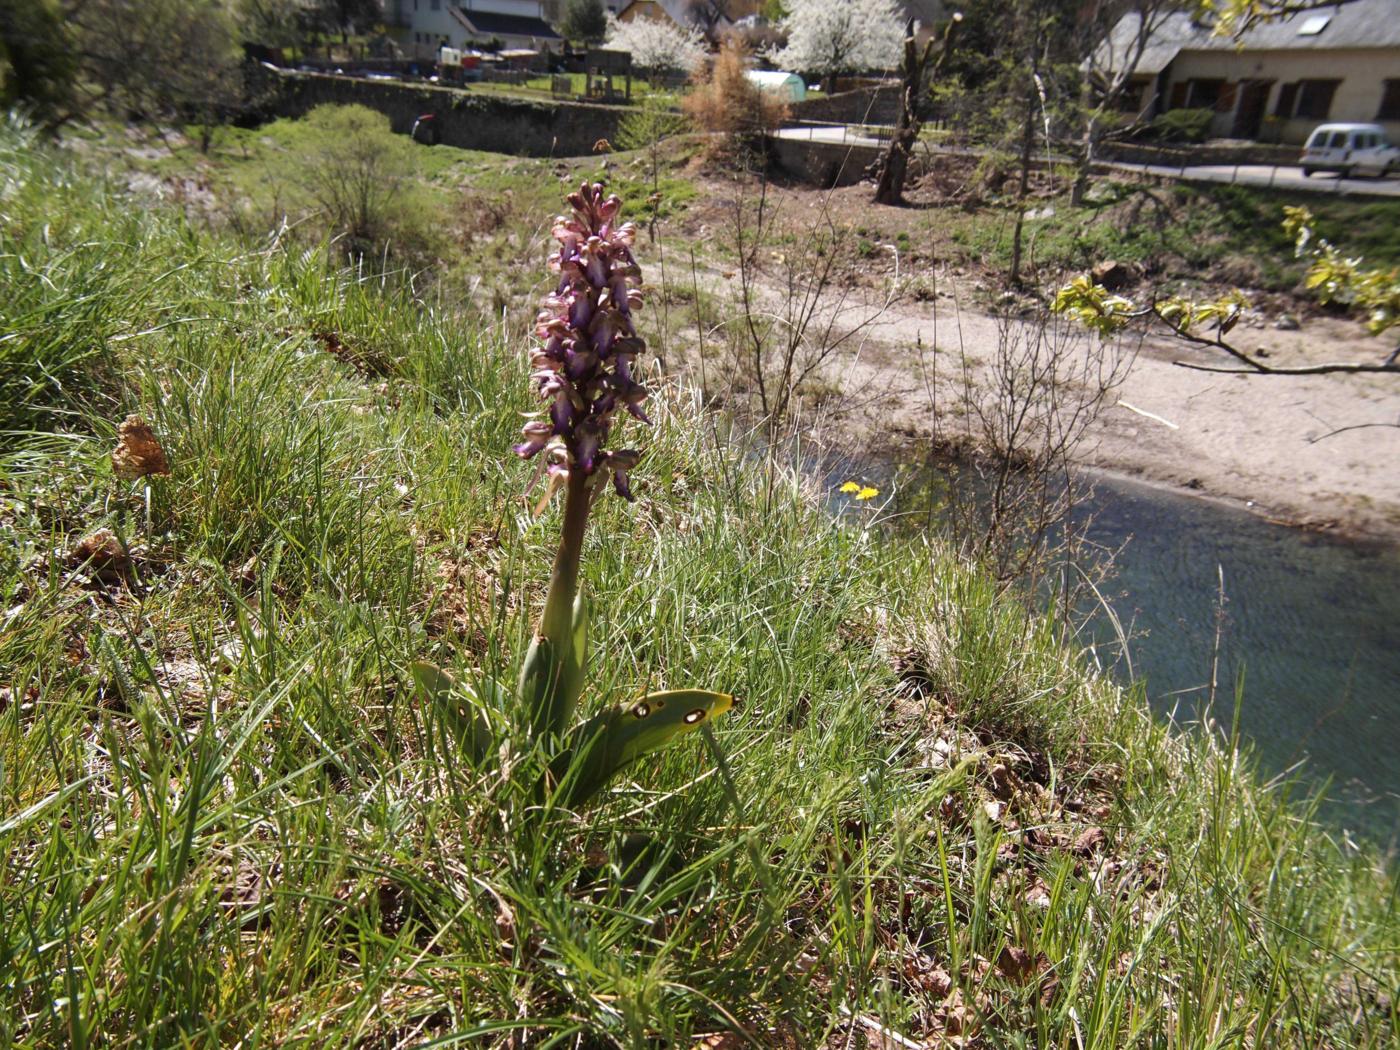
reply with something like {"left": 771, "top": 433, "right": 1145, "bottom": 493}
{"left": 774, "top": 0, "right": 906, "bottom": 86}
{"left": 604, "top": 15, "right": 707, "bottom": 75}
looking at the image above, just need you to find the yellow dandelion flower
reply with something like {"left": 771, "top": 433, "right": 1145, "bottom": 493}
{"left": 839, "top": 481, "right": 861, "bottom": 494}
{"left": 856, "top": 486, "right": 879, "bottom": 501}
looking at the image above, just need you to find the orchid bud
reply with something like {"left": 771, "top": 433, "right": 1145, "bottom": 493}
{"left": 517, "top": 183, "right": 650, "bottom": 500}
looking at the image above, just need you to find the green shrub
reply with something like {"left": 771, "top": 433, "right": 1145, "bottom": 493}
{"left": 1151, "top": 107, "right": 1215, "bottom": 144}
{"left": 277, "top": 104, "right": 444, "bottom": 263}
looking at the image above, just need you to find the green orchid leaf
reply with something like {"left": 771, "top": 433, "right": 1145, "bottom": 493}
{"left": 560, "top": 591, "right": 588, "bottom": 728}
{"left": 518, "top": 592, "right": 590, "bottom": 743}
{"left": 411, "top": 661, "right": 498, "bottom": 763}
{"left": 549, "top": 688, "right": 734, "bottom": 808}
{"left": 517, "top": 634, "right": 560, "bottom": 742}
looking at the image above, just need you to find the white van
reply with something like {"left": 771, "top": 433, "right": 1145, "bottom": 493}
{"left": 1300, "top": 123, "right": 1399, "bottom": 178}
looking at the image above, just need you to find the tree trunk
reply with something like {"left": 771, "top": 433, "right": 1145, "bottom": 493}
{"left": 873, "top": 16, "right": 960, "bottom": 207}
{"left": 1071, "top": 85, "right": 1097, "bottom": 206}
{"left": 1009, "top": 92, "right": 1035, "bottom": 285}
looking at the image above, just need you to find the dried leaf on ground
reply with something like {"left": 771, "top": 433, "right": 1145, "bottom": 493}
{"left": 70, "top": 528, "right": 130, "bottom": 581}
{"left": 996, "top": 946, "right": 1038, "bottom": 984}
{"left": 111, "top": 414, "right": 170, "bottom": 479}
{"left": 1072, "top": 826, "right": 1107, "bottom": 857}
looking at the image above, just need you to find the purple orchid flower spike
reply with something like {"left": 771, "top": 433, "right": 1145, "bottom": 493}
{"left": 516, "top": 181, "right": 650, "bottom": 502}
{"left": 513, "top": 184, "right": 653, "bottom": 746}
{"left": 415, "top": 183, "right": 731, "bottom": 807}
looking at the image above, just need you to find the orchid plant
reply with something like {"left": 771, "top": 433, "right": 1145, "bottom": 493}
{"left": 414, "top": 182, "right": 732, "bottom": 808}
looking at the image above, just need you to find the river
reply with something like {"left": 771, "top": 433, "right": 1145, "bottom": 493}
{"left": 1074, "top": 474, "right": 1400, "bottom": 840}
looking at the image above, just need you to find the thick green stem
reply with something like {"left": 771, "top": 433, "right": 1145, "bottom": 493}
{"left": 519, "top": 468, "right": 593, "bottom": 744}
{"left": 539, "top": 469, "right": 591, "bottom": 645}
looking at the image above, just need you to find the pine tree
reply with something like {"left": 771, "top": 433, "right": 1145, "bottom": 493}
{"left": 561, "top": 0, "right": 608, "bottom": 46}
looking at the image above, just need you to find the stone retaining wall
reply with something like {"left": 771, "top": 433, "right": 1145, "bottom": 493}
{"left": 265, "top": 70, "right": 623, "bottom": 157}
{"left": 764, "top": 137, "right": 925, "bottom": 188}
{"left": 1100, "top": 140, "right": 1302, "bottom": 167}
{"left": 791, "top": 86, "right": 901, "bottom": 126}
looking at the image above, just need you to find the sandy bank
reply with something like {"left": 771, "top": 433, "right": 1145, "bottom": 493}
{"left": 828, "top": 292, "right": 1400, "bottom": 541}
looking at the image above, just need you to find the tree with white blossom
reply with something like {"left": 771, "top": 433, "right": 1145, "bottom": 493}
{"left": 604, "top": 15, "right": 707, "bottom": 76}
{"left": 774, "top": 0, "right": 906, "bottom": 91}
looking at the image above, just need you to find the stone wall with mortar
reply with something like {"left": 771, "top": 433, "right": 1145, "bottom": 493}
{"left": 264, "top": 70, "right": 623, "bottom": 157}
{"left": 790, "top": 86, "right": 901, "bottom": 126}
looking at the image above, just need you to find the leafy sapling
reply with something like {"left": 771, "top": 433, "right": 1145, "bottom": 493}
{"left": 415, "top": 183, "right": 732, "bottom": 806}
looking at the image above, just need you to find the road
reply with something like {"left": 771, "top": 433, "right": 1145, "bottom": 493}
{"left": 772, "top": 126, "right": 1400, "bottom": 199}
{"left": 1105, "top": 160, "right": 1400, "bottom": 198}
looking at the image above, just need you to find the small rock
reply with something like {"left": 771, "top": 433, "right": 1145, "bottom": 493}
{"left": 1274, "top": 314, "right": 1300, "bottom": 331}
{"left": 1255, "top": 346, "right": 1271, "bottom": 358}
{"left": 1091, "top": 259, "right": 1135, "bottom": 291}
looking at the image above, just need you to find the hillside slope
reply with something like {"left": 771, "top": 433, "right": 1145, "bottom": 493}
{"left": 1, "top": 124, "right": 1395, "bottom": 1048}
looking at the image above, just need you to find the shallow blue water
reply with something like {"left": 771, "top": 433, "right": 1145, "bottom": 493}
{"left": 832, "top": 458, "right": 1400, "bottom": 840}
{"left": 1071, "top": 474, "right": 1400, "bottom": 839}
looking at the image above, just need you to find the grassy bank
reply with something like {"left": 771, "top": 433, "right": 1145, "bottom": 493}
{"left": 952, "top": 179, "right": 1400, "bottom": 291}
{"left": 1, "top": 123, "right": 1396, "bottom": 1047}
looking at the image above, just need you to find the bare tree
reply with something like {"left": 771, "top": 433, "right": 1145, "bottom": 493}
{"left": 717, "top": 173, "right": 899, "bottom": 434}
{"left": 1071, "top": 0, "right": 1177, "bottom": 205}
{"left": 873, "top": 14, "right": 961, "bottom": 206}
{"left": 923, "top": 305, "right": 1135, "bottom": 603}
{"left": 685, "top": 0, "right": 729, "bottom": 43}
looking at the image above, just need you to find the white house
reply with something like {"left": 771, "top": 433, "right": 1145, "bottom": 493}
{"left": 388, "top": 0, "right": 562, "bottom": 56}
{"left": 1096, "top": 0, "right": 1400, "bottom": 144}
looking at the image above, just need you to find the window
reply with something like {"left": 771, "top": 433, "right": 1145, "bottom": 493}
{"left": 1379, "top": 80, "right": 1400, "bottom": 121}
{"left": 1328, "top": 131, "right": 1347, "bottom": 148}
{"left": 1214, "top": 81, "right": 1238, "bottom": 114}
{"left": 1186, "top": 78, "right": 1225, "bottom": 109}
{"left": 1295, "top": 79, "right": 1340, "bottom": 119}
{"left": 1275, "top": 82, "right": 1299, "bottom": 117}
{"left": 1296, "top": 14, "right": 1331, "bottom": 36}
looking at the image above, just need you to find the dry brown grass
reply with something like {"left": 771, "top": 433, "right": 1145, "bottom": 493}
{"left": 682, "top": 42, "right": 788, "bottom": 162}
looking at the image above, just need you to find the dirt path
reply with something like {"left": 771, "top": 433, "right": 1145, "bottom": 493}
{"left": 664, "top": 171, "right": 1400, "bottom": 540}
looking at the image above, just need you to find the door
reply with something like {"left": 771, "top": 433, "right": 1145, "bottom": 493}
{"left": 1231, "top": 79, "right": 1274, "bottom": 139}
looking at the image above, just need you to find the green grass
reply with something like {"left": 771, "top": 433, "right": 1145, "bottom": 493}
{"left": 1, "top": 120, "right": 1397, "bottom": 1047}
{"left": 74, "top": 113, "right": 701, "bottom": 313}
{"left": 465, "top": 73, "right": 683, "bottom": 109}
{"left": 931, "top": 177, "right": 1400, "bottom": 292}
